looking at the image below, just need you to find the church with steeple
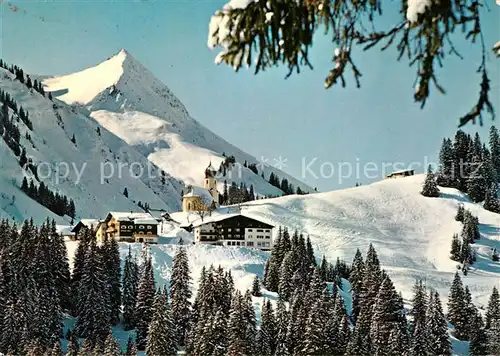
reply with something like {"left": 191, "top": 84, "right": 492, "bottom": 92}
{"left": 182, "top": 162, "right": 220, "bottom": 212}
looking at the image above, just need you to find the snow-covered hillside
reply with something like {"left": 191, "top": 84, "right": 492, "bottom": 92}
{"left": 174, "top": 175, "right": 500, "bottom": 308}
{"left": 43, "top": 50, "right": 310, "bottom": 196}
{"left": 63, "top": 174, "right": 499, "bottom": 355}
{"left": 0, "top": 68, "right": 184, "bottom": 223}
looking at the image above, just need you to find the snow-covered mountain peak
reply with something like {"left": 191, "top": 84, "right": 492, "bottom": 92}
{"left": 43, "top": 49, "right": 128, "bottom": 105}
{"left": 43, "top": 51, "right": 312, "bottom": 196}
{"left": 44, "top": 49, "right": 191, "bottom": 120}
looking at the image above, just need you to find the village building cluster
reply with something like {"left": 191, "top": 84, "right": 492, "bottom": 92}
{"left": 67, "top": 162, "right": 274, "bottom": 250}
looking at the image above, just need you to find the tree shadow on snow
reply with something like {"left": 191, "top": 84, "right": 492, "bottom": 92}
{"left": 479, "top": 223, "right": 500, "bottom": 237}
{"left": 438, "top": 191, "right": 471, "bottom": 204}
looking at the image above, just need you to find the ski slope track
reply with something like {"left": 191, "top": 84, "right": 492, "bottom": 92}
{"left": 44, "top": 49, "right": 310, "bottom": 195}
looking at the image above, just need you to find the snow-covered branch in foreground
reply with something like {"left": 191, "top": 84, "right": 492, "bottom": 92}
{"left": 208, "top": 0, "right": 252, "bottom": 53}
{"left": 494, "top": 41, "right": 500, "bottom": 57}
{"left": 406, "top": 0, "right": 431, "bottom": 23}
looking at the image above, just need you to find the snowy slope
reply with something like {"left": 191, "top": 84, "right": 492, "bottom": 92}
{"left": 0, "top": 68, "right": 184, "bottom": 223}
{"left": 43, "top": 50, "right": 310, "bottom": 196}
{"left": 175, "top": 174, "right": 500, "bottom": 308}
{"left": 62, "top": 175, "right": 499, "bottom": 355}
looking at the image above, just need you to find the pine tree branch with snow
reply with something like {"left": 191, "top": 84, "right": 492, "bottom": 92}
{"left": 208, "top": 0, "right": 497, "bottom": 126}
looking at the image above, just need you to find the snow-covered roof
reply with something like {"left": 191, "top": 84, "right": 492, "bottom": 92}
{"left": 147, "top": 209, "right": 168, "bottom": 219}
{"left": 108, "top": 211, "right": 155, "bottom": 221}
{"left": 205, "top": 161, "right": 218, "bottom": 178}
{"left": 134, "top": 219, "right": 159, "bottom": 225}
{"left": 79, "top": 219, "right": 101, "bottom": 227}
{"left": 192, "top": 213, "right": 240, "bottom": 227}
{"left": 389, "top": 169, "right": 414, "bottom": 175}
{"left": 206, "top": 161, "right": 217, "bottom": 172}
{"left": 183, "top": 186, "right": 215, "bottom": 205}
{"left": 57, "top": 225, "right": 75, "bottom": 236}
{"left": 192, "top": 213, "right": 274, "bottom": 228}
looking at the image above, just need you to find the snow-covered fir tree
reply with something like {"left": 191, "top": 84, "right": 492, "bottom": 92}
{"left": 305, "top": 236, "right": 316, "bottom": 266}
{"left": 251, "top": 274, "right": 262, "bottom": 297}
{"left": 319, "top": 255, "right": 329, "bottom": 281}
{"left": 71, "top": 227, "right": 91, "bottom": 315}
{"left": 345, "top": 327, "right": 370, "bottom": 356}
{"left": 426, "top": 290, "right": 451, "bottom": 355}
{"left": 33, "top": 221, "right": 64, "bottom": 348}
{"left": 484, "top": 183, "right": 500, "bottom": 213}
{"left": 354, "top": 244, "right": 383, "bottom": 352}
{"left": 210, "top": 306, "right": 229, "bottom": 356}
{"left": 227, "top": 290, "right": 248, "bottom": 356}
{"left": 437, "top": 138, "right": 456, "bottom": 187}
{"left": 185, "top": 267, "right": 208, "bottom": 354}
{"left": 258, "top": 299, "right": 277, "bottom": 355}
{"left": 135, "top": 251, "right": 156, "bottom": 350}
{"left": 100, "top": 236, "right": 122, "bottom": 325}
{"left": 370, "top": 276, "right": 405, "bottom": 356}
{"left": 450, "top": 233, "right": 462, "bottom": 262}
{"left": 187, "top": 265, "right": 234, "bottom": 354}
{"left": 74, "top": 236, "right": 110, "bottom": 345}
{"left": 331, "top": 292, "right": 351, "bottom": 354}
{"left": 492, "top": 248, "right": 499, "bottom": 262}
{"left": 0, "top": 297, "right": 25, "bottom": 353}
{"left": 278, "top": 251, "right": 295, "bottom": 301}
{"left": 146, "top": 287, "right": 177, "bottom": 356}
{"left": 122, "top": 246, "right": 139, "bottom": 330}
{"left": 462, "top": 210, "right": 480, "bottom": 244}
{"left": 447, "top": 272, "right": 469, "bottom": 340}
{"left": 490, "top": 126, "right": 500, "bottom": 180}
{"left": 169, "top": 247, "right": 192, "bottom": 346}
{"left": 103, "top": 332, "right": 121, "bottom": 356}
{"left": 349, "top": 248, "right": 365, "bottom": 322}
{"left": 485, "top": 286, "right": 500, "bottom": 329}
{"left": 455, "top": 203, "right": 465, "bottom": 222}
{"left": 49, "top": 220, "right": 71, "bottom": 311}
{"left": 410, "top": 280, "right": 427, "bottom": 334}
{"left": 464, "top": 286, "right": 483, "bottom": 339}
{"left": 421, "top": 165, "right": 440, "bottom": 197}
{"left": 487, "top": 319, "right": 500, "bottom": 355}
{"left": 306, "top": 268, "right": 326, "bottom": 302}
{"left": 124, "top": 337, "right": 138, "bottom": 356}
{"left": 285, "top": 288, "right": 308, "bottom": 354}
{"left": 302, "top": 288, "right": 331, "bottom": 355}
{"left": 470, "top": 327, "right": 487, "bottom": 356}
{"left": 274, "top": 296, "right": 289, "bottom": 356}
{"left": 467, "top": 154, "right": 490, "bottom": 202}
{"left": 409, "top": 318, "right": 427, "bottom": 356}
{"left": 50, "top": 340, "right": 63, "bottom": 356}
{"left": 24, "top": 341, "right": 46, "bottom": 356}
{"left": 66, "top": 330, "right": 80, "bottom": 356}
{"left": 242, "top": 290, "right": 257, "bottom": 354}
{"left": 263, "top": 227, "right": 291, "bottom": 292}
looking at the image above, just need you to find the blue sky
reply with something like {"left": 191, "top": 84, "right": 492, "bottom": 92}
{"left": 2, "top": 1, "right": 499, "bottom": 191}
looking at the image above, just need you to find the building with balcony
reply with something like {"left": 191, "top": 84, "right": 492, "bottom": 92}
{"left": 98, "top": 211, "right": 159, "bottom": 243}
{"left": 193, "top": 214, "right": 274, "bottom": 250}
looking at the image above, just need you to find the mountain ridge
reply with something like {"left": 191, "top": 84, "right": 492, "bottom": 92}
{"left": 44, "top": 50, "right": 312, "bottom": 196}
{"left": 0, "top": 65, "right": 184, "bottom": 222}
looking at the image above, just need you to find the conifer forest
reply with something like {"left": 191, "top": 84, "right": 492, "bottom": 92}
{"left": 0, "top": 220, "right": 498, "bottom": 356}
